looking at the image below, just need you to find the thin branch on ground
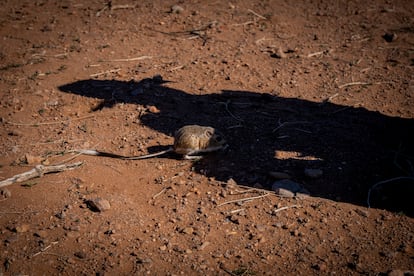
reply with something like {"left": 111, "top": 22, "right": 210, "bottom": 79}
{"left": 0, "top": 162, "right": 83, "bottom": 188}
{"left": 32, "top": 241, "right": 59, "bottom": 258}
{"left": 101, "top": 56, "right": 152, "bottom": 62}
{"left": 367, "top": 176, "right": 414, "bottom": 208}
{"left": 247, "top": 9, "right": 267, "bottom": 20}
{"left": 272, "top": 119, "right": 310, "bottom": 133}
{"left": 338, "top": 81, "right": 393, "bottom": 89}
{"left": 219, "top": 100, "right": 244, "bottom": 122}
{"left": 217, "top": 193, "right": 271, "bottom": 207}
{"left": 272, "top": 205, "right": 299, "bottom": 214}
{"left": 152, "top": 188, "right": 167, "bottom": 200}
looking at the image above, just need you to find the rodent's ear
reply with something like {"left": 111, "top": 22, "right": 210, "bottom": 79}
{"left": 204, "top": 129, "right": 214, "bottom": 137}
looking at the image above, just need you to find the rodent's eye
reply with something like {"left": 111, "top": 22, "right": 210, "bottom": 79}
{"left": 215, "top": 136, "right": 223, "bottom": 142}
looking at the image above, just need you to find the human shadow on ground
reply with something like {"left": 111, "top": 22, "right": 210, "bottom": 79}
{"left": 59, "top": 76, "right": 414, "bottom": 216}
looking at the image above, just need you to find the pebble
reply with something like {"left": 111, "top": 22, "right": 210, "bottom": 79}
{"left": 14, "top": 224, "right": 30, "bottom": 233}
{"left": 24, "top": 154, "right": 43, "bottom": 165}
{"left": 86, "top": 198, "right": 111, "bottom": 212}
{"left": 272, "top": 179, "right": 309, "bottom": 197}
{"left": 304, "top": 168, "right": 323, "bottom": 179}
{"left": 74, "top": 251, "right": 86, "bottom": 259}
{"left": 182, "top": 227, "right": 194, "bottom": 235}
{"left": 171, "top": 5, "right": 184, "bottom": 14}
{"left": 34, "top": 230, "right": 48, "bottom": 238}
{"left": 269, "top": 171, "right": 291, "bottom": 179}
{"left": 355, "top": 208, "right": 369, "bottom": 217}
{"left": 199, "top": 241, "right": 210, "bottom": 250}
{"left": 0, "top": 188, "right": 11, "bottom": 199}
{"left": 273, "top": 188, "right": 295, "bottom": 198}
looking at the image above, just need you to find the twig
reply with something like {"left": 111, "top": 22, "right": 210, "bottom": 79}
{"left": 247, "top": 9, "right": 267, "bottom": 20}
{"left": 220, "top": 100, "right": 244, "bottom": 122}
{"left": 0, "top": 162, "right": 83, "bottom": 188}
{"left": 101, "top": 56, "right": 152, "bottom": 62}
{"left": 338, "top": 82, "right": 370, "bottom": 89}
{"left": 232, "top": 21, "right": 255, "bottom": 26}
{"left": 152, "top": 188, "right": 167, "bottom": 199}
{"left": 90, "top": 68, "right": 121, "bottom": 77}
{"left": 367, "top": 176, "right": 414, "bottom": 208}
{"left": 307, "top": 51, "right": 325, "bottom": 57}
{"left": 272, "top": 205, "right": 298, "bottom": 213}
{"left": 32, "top": 241, "right": 59, "bottom": 257}
{"left": 111, "top": 4, "right": 138, "bottom": 11}
{"left": 272, "top": 119, "right": 310, "bottom": 133}
{"left": 229, "top": 208, "right": 245, "bottom": 214}
{"left": 217, "top": 193, "right": 270, "bottom": 207}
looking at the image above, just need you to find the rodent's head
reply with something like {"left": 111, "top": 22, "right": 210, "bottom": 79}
{"left": 204, "top": 127, "right": 227, "bottom": 148}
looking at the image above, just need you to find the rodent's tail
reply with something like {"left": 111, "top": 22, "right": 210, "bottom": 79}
{"left": 75, "top": 149, "right": 128, "bottom": 159}
{"left": 76, "top": 149, "right": 101, "bottom": 156}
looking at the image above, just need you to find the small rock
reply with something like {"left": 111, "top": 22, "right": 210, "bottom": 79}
{"left": 159, "top": 245, "right": 167, "bottom": 251}
{"left": 272, "top": 179, "right": 307, "bottom": 197}
{"left": 171, "top": 5, "right": 184, "bottom": 14}
{"left": 8, "top": 130, "right": 23, "bottom": 136}
{"left": 355, "top": 208, "right": 369, "bottom": 217}
{"left": 199, "top": 241, "right": 210, "bottom": 250}
{"left": 55, "top": 211, "right": 66, "bottom": 219}
{"left": 270, "top": 47, "right": 287, "bottom": 59}
{"left": 182, "top": 227, "right": 194, "bottom": 235}
{"left": 269, "top": 171, "right": 291, "bottom": 179}
{"left": 0, "top": 188, "right": 12, "bottom": 199}
{"left": 24, "top": 154, "right": 43, "bottom": 165}
{"left": 34, "top": 230, "right": 48, "bottom": 238}
{"left": 304, "top": 168, "right": 323, "bottom": 179}
{"left": 273, "top": 188, "right": 295, "bottom": 198}
{"left": 148, "top": 105, "right": 160, "bottom": 113}
{"left": 15, "top": 224, "right": 30, "bottom": 233}
{"left": 312, "top": 262, "right": 327, "bottom": 271}
{"left": 86, "top": 198, "right": 111, "bottom": 212}
{"left": 74, "top": 251, "right": 86, "bottom": 259}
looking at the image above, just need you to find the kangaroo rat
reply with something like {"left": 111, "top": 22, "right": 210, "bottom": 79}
{"left": 76, "top": 125, "right": 227, "bottom": 160}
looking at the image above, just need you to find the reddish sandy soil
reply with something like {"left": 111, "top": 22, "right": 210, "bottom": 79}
{"left": 1, "top": 0, "right": 413, "bottom": 275}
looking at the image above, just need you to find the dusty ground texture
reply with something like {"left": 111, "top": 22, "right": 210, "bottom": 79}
{"left": 1, "top": 0, "right": 414, "bottom": 275}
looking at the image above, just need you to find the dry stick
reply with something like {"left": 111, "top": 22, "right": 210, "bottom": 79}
{"left": 272, "top": 205, "right": 298, "bottom": 214}
{"left": 247, "top": 9, "right": 267, "bottom": 20}
{"left": 367, "top": 176, "right": 414, "bottom": 208}
{"left": 102, "top": 56, "right": 152, "bottom": 62}
{"left": 32, "top": 241, "right": 59, "bottom": 258}
{"left": 152, "top": 188, "right": 167, "bottom": 200}
{"left": 338, "top": 81, "right": 370, "bottom": 89}
{"left": 307, "top": 50, "right": 326, "bottom": 58}
{"left": 217, "top": 193, "right": 271, "bottom": 207}
{"left": 220, "top": 101, "right": 243, "bottom": 122}
{"left": 0, "top": 162, "right": 83, "bottom": 188}
{"left": 111, "top": 4, "right": 138, "bottom": 10}
{"left": 272, "top": 120, "right": 310, "bottom": 133}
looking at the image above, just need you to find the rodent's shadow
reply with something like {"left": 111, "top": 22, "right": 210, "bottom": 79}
{"left": 58, "top": 76, "right": 414, "bottom": 216}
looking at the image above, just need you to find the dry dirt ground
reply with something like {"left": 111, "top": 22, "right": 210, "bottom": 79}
{"left": 1, "top": 0, "right": 414, "bottom": 275}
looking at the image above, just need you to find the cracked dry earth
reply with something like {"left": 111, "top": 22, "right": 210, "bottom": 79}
{"left": 0, "top": 0, "right": 414, "bottom": 275}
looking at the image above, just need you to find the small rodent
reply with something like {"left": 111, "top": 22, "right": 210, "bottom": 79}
{"left": 76, "top": 125, "right": 227, "bottom": 160}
